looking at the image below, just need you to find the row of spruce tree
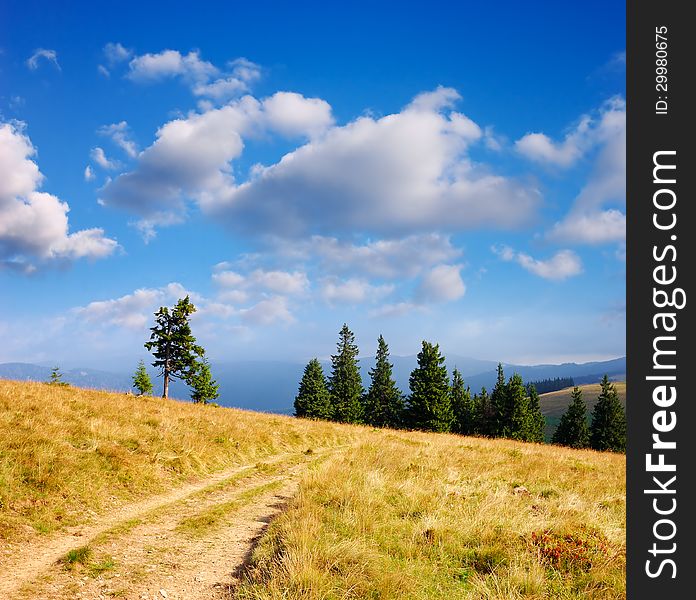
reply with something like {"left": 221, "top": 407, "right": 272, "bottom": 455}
{"left": 295, "top": 324, "right": 626, "bottom": 452}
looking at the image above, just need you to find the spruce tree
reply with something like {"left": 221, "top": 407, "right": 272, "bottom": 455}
{"left": 328, "top": 324, "right": 364, "bottom": 423}
{"left": 526, "top": 385, "right": 546, "bottom": 443}
{"left": 47, "top": 366, "right": 69, "bottom": 387}
{"left": 506, "top": 373, "right": 532, "bottom": 440}
{"left": 590, "top": 375, "right": 626, "bottom": 452}
{"left": 132, "top": 360, "right": 153, "bottom": 396}
{"left": 473, "top": 386, "right": 494, "bottom": 436}
{"left": 490, "top": 363, "right": 508, "bottom": 436}
{"left": 144, "top": 296, "right": 204, "bottom": 398}
{"left": 188, "top": 358, "right": 219, "bottom": 404}
{"left": 450, "top": 368, "right": 474, "bottom": 435}
{"left": 364, "top": 335, "right": 404, "bottom": 428}
{"left": 405, "top": 341, "right": 453, "bottom": 432}
{"left": 295, "top": 358, "right": 332, "bottom": 420}
{"left": 552, "top": 386, "right": 590, "bottom": 448}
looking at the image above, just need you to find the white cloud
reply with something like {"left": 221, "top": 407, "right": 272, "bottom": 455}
{"left": 369, "top": 302, "right": 421, "bottom": 319}
{"left": 415, "top": 264, "right": 466, "bottom": 303}
{"left": 84, "top": 165, "right": 95, "bottom": 181}
{"left": 515, "top": 116, "right": 592, "bottom": 167}
{"left": 98, "top": 93, "right": 337, "bottom": 231}
{"left": 74, "top": 283, "right": 191, "bottom": 330}
{"left": 103, "top": 42, "right": 132, "bottom": 65}
{"left": 0, "top": 121, "right": 118, "bottom": 269}
{"left": 26, "top": 48, "right": 60, "bottom": 71}
{"left": 90, "top": 147, "right": 121, "bottom": 170}
{"left": 274, "top": 233, "right": 462, "bottom": 280}
{"left": 213, "top": 268, "right": 309, "bottom": 298}
{"left": 127, "top": 49, "right": 218, "bottom": 83}
{"left": 206, "top": 89, "right": 540, "bottom": 237}
{"left": 548, "top": 209, "right": 625, "bottom": 244}
{"left": 544, "top": 98, "right": 626, "bottom": 245}
{"left": 98, "top": 121, "right": 138, "bottom": 157}
{"left": 240, "top": 296, "right": 294, "bottom": 325}
{"left": 515, "top": 97, "right": 625, "bottom": 171}
{"left": 260, "top": 92, "right": 334, "bottom": 138}
{"left": 97, "top": 65, "right": 110, "bottom": 78}
{"left": 494, "top": 246, "right": 583, "bottom": 281}
{"left": 320, "top": 277, "right": 393, "bottom": 305}
{"left": 192, "top": 58, "right": 261, "bottom": 103}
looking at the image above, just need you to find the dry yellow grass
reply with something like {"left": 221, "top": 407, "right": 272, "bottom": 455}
{"left": 0, "top": 379, "right": 625, "bottom": 599}
{"left": 0, "top": 379, "right": 355, "bottom": 541}
{"left": 237, "top": 433, "right": 625, "bottom": 599}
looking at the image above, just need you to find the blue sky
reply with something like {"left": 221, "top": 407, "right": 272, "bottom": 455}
{"left": 0, "top": 0, "right": 626, "bottom": 369}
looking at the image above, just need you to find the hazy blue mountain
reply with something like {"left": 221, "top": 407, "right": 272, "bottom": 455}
{"left": 0, "top": 356, "right": 625, "bottom": 415}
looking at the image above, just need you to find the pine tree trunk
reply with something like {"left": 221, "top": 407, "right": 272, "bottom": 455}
{"left": 163, "top": 368, "right": 169, "bottom": 398}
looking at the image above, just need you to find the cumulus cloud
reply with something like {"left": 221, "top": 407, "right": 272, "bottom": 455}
{"left": 26, "top": 48, "right": 60, "bottom": 71}
{"left": 207, "top": 88, "right": 539, "bottom": 237}
{"left": 515, "top": 97, "right": 624, "bottom": 170}
{"left": 127, "top": 49, "right": 218, "bottom": 84}
{"left": 548, "top": 209, "right": 625, "bottom": 244}
{"left": 0, "top": 121, "right": 118, "bottom": 270}
{"left": 98, "top": 93, "right": 335, "bottom": 232}
{"left": 90, "top": 146, "right": 121, "bottom": 170}
{"left": 545, "top": 98, "right": 626, "bottom": 245}
{"left": 192, "top": 57, "right": 261, "bottom": 103}
{"left": 320, "top": 277, "right": 393, "bottom": 305}
{"left": 74, "top": 283, "right": 193, "bottom": 330}
{"left": 103, "top": 42, "right": 132, "bottom": 65}
{"left": 415, "top": 264, "right": 466, "bottom": 303}
{"left": 84, "top": 165, "right": 95, "bottom": 181}
{"left": 213, "top": 268, "right": 309, "bottom": 301}
{"left": 493, "top": 246, "right": 583, "bottom": 281}
{"left": 239, "top": 296, "right": 294, "bottom": 325}
{"left": 274, "top": 233, "right": 462, "bottom": 280}
{"left": 98, "top": 121, "right": 138, "bottom": 157}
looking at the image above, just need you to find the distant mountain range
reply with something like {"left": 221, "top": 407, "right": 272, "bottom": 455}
{"left": 0, "top": 355, "right": 625, "bottom": 415}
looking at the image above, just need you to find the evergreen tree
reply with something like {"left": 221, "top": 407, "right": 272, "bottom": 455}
{"left": 294, "top": 358, "right": 332, "bottom": 420}
{"left": 132, "top": 360, "right": 153, "bottom": 396}
{"left": 505, "top": 373, "right": 532, "bottom": 440}
{"left": 328, "top": 324, "right": 364, "bottom": 423}
{"left": 144, "top": 296, "right": 204, "bottom": 398}
{"left": 47, "top": 366, "right": 69, "bottom": 387}
{"left": 590, "top": 375, "right": 626, "bottom": 452}
{"left": 473, "top": 386, "right": 494, "bottom": 436}
{"left": 526, "top": 385, "right": 546, "bottom": 443}
{"left": 490, "top": 363, "right": 508, "bottom": 436}
{"left": 188, "top": 358, "right": 220, "bottom": 404}
{"left": 364, "top": 335, "right": 404, "bottom": 428}
{"left": 552, "top": 386, "right": 590, "bottom": 448}
{"left": 405, "top": 341, "right": 453, "bottom": 432}
{"left": 450, "top": 368, "right": 474, "bottom": 435}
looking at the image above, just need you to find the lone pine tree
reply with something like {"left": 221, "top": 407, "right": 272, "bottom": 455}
{"left": 552, "top": 386, "right": 590, "bottom": 448}
{"left": 364, "top": 335, "right": 404, "bottom": 428}
{"left": 47, "top": 366, "right": 69, "bottom": 387}
{"left": 450, "top": 368, "right": 474, "bottom": 435}
{"left": 328, "top": 324, "right": 364, "bottom": 423}
{"left": 590, "top": 375, "right": 626, "bottom": 452}
{"left": 406, "top": 341, "right": 453, "bottom": 432}
{"left": 188, "top": 358, "right": 219, "bottom": 404}
{"left": 132, "top": 360, "right": 153, "bottom": 396}
{"left": 294, "top": 358, "right": 332, "bottom": 420}
{"left": 144, "top": 296, "right": 204, "bottom": 398}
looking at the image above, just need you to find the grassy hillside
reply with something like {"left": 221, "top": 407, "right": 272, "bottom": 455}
{"left": 540, "top": 382, "right": 627, "bottom": 441}
{"left": 0, "top": 379, "right": 355, "bottom": 541}
{"left": 0, "top": 380, "right": 625, "bottom": 599}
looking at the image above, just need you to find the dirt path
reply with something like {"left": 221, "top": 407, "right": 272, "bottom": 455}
{"left": 0, "top": 449, "right": 331, "bottom": 599}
